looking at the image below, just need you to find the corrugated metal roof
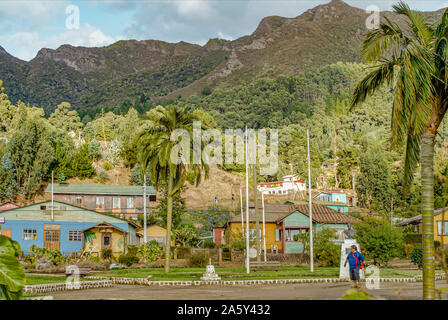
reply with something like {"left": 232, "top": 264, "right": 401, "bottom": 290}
{"left": 45, "top": 183, "right": 156, "bottom": 196}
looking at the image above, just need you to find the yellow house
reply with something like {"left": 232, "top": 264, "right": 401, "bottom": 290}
{"left": 137, "top": 225, "right": 174, "bottom": 246}
{"left": 398, "top": 207, "right": 448, "bottom": 245}
{"left": 82, "top": 222, "right": 128, "bottom": 256}
{"left": 226, "top": 204, "right": 292, "bottom": 252}
{"left": 225, "top": 203, "right": 358, "bottom": 253}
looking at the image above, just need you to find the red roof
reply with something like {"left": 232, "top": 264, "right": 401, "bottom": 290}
{"left": 0, "top": 202, "right": 20, "bottom": 212}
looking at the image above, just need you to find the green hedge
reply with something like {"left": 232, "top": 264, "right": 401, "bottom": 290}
{"left": 403, "top": 233, "right": 422, "bottom": 244}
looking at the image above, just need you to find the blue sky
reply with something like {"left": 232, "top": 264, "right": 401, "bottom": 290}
{"left": 1, "top": 0, "right": 447, "bottom": 61}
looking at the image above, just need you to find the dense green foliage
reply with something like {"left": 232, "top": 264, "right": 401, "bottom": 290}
{"left": 313, "top": 229, "right": 340, "bottom": 267}
{"left": 1, "top": 59, "right": 448, "bottom": 217}
{"left": 410, "top": 247, "right": 424, "bottom": 269}
{"left": 137, "top": 241, "right": 163, "bottom": 263}
{"left": 354, "top": 217, "right": 404, "bottom": 266}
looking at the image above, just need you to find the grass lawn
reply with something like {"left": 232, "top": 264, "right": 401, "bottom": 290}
{"left": 25, "top": 274, "right": 93, "bottom": 285}
{"left": 94, "top": 266, "right": 424, "bottom": 281}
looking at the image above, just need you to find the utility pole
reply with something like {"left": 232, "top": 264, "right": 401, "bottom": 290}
{"left": 51, "top": 170, "right": 54, "bottom": 221}
{"left": 253, "top": 132, "right": 261, "bottom": 262}
{"left": 143, "top": 174, "right": 147, "bottom": 244}
{"left": 245, "top": 126, "right": 250, "bottom": 274}
{"left": 307, "top": 129, "right": 314, "bottom": 273}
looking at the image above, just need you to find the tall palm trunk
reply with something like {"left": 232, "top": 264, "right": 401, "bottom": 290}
{"left": 164, "top": 172, "right": 173, "bottom": 273}
{"left": 421, "top": 130, "right": 436, "bottom": 299}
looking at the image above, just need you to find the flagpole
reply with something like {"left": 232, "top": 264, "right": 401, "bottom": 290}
{"left": 307, "top": 129, "right": 314, "bottom": 273}
{"left": 144, "top": 174, "right": 147, "bottom": 244}
{"left": 262, "top": 192, "right": 267, "bottom": 262}
{"left": 51, "top": 170, "right": 54, "bottom": 221}
{"left": 245, "top": 126, "right": 250, "bottom": 274}
{"left": 240, "top": 188, "right": 244, "bottom": 238}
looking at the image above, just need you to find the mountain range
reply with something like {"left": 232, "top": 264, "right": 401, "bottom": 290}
{"left": 0, "top": 0, "right": 444, "bottom": 113}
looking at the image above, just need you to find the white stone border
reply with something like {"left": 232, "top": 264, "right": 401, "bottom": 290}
{"left": 24, "top": 280, "right": 113, "bottom": 294}
{"left": 86, "top": 274, "right": 446, "bottom": 287}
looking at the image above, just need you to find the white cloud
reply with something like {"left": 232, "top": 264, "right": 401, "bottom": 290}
{"left": 4, "top": 24, "right": 123, "bottom": 61}
{"left": 0, "top": 0, "right": 68, "bottom": 31}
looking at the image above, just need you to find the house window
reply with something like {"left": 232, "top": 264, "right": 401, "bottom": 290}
{"left": 437, "top": 221, "right": 448, "bottom": 236}
{"left": 96, "top": 196, "right": 105, "bottom": 209}
{"left": 127, "top": 197, "right": 134, "bottom": 209}
{"left": 68, "top": 231, "right": 82, "bottom": 241}
{"left": 338, "top": 207, "right": 344, "bottom": 213}
{"left": 75, "top": 196, "right": 82, "bottom": 206}
{"left": 286, "top": 228, "right": 308, "bottom": 241}
{"left": 113, "top": 197, "right": 121, "bottom": 209}
{"left": 275, "top": 229, "right": 282, "bottom": 242}
{"left": 23, "top": 229, "right": 37, "bottom": 241}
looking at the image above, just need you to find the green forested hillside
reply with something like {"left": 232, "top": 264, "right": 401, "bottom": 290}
{"left": 2, "top": 60, "right": 447, "bottom": 216}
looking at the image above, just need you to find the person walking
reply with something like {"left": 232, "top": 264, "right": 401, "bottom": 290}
{"left": 344, "top": 245, "right": 365, "bottom": 288}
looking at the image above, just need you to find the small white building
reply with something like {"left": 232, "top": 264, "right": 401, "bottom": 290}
{"left": 257, "top": 174, "right": 306, "bottom": 195}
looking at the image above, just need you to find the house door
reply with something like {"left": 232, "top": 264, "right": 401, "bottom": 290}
{"left": 1, "top": 229, "right": 11, "bottom": 238}
{"left": 44, "top": 230, "right": 60, "bottom": 250}
{"left": 102, "top": 232, "right": 112, "bottom": 250}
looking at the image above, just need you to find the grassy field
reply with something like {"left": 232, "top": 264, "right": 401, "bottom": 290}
{"left": 93, "top": 266, "right": 424, "bottom": 281}
{"left": 25, "top": 274, "right": 92, "bottom": 285}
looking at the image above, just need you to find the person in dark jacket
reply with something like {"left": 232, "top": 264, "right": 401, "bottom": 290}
{"left": 344, "top": 245, "right": 365, "bottom": 288}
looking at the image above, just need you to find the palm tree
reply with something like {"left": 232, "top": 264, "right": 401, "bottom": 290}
{"left": 138, "top": 105, "right": 209, "bottom": 273}
{"left": 351, "top": 2, "right": 448, "bottom": 299}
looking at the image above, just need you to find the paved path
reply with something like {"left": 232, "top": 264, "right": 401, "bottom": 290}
{"left": 50, "top": 280, "right": 447, "bottom": 300}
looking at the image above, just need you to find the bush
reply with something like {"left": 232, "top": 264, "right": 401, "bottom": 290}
{"left": 404, "top": 244, "right": 414, "bottom": 258}
{"left": 118, "top": 254, "right": 139, "bottom": 266}
{"left": 97, "top": 170, "right": 109, "bottom": 183}
{"left": 29, "top": 245, "right": 68, "bottom": 265}
{"left": 137, "top": 240, "right": 163, "bottom": 263}
{"left": 203, "top": 240, "right": 216, "bottom": 248}
{"left": 101, "top": 248, "right": 113, "bottom": 260}
{"left": 403, "top": 233, "right": 422, "bottom": 244}
{"left": 188, "top": 252, "right": 208, "bottom": 267}
{"left": 314, "top": 228, "right": 340, "bottom": 267}
{"left": 127, "top": 245, "right": 138, "bottom": 256}
{"left": 410, "top": 247, "right": 423, "bottom": 268}
{"left": 354, "top": 217, "right": 404, "bottom": 266}
{"left": 103, "top": 161, "right": 113, "bottom": 171}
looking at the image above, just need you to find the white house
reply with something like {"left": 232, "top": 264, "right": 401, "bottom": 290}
{"left": 257, "top": 174, "right": 306, "bottom": 195}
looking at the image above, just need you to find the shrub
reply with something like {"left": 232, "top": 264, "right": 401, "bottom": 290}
{"left": 29, "top": 245, "right": 68, "bottom": 265}
{"left": 103, "top": 161, "right": 113, "bottom": 171}
{"left": 203, "top": 240, "right": 216, "bottom": 248}
{"left": 410, "top": 247, "right": 423, "bottom": 268}
{"left": 403, "top": 233, "right": 422, "bottom": 244}
{"left": 404, "top": 244, "right": 414, "bottom": 258}
{"left": 118, "top": 254, "right": 139, "bottom": 266}
{"left": 101, "top": 248, "right": 113, "bottom": 260}
{"left": 354, "top": 217, "right": 404, "bottom": 266}
{"left": 314, "top": 228, "right": 340, "bottom": 267}
{"left": 127, "top": 245, "right": 138, "bottom": 256}
{"left": 137, "top": 240, "right": 163, "bottom": 263}
{"left": 188, "top": 252, "right": 208, "bottom": 267}
{"left": 97, "top": 170, "right": 109, "bottom": 183}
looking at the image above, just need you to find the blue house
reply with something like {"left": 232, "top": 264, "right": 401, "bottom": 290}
{"left": 313, "top": 191, "right": 348, "bottom": 213}
{"left": 0, "top": 201, "right": 139, "bottom": 255}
